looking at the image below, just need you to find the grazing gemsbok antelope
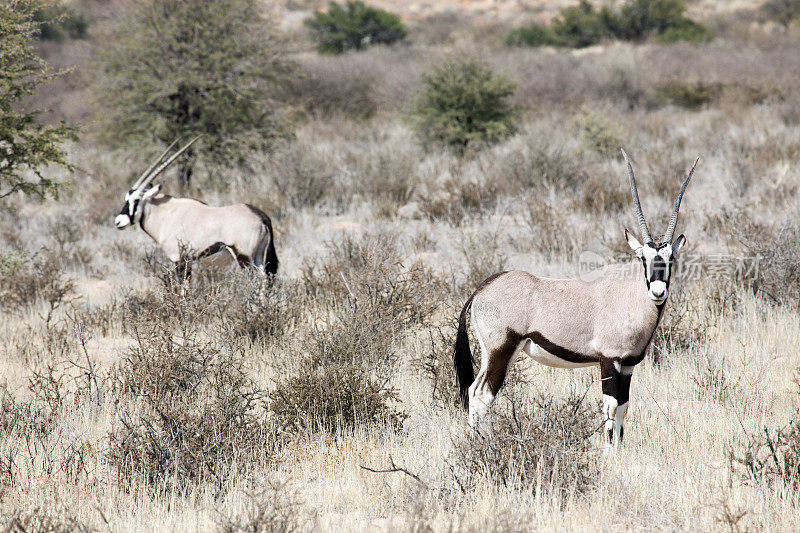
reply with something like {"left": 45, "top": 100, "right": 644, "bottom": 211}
{"left": 114, "top": 138, "right": 278, "bottom": 279}
{"left": 454, "top": 149, "right": 698, "bottom": 447}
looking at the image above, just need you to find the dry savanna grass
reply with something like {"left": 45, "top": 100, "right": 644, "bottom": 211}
{"left": 2, "top": 1, "right": 800, "bottom": 531}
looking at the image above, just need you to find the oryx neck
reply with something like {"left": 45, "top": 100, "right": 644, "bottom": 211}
{"left": 138, "top": 194, "right": 171, "bottom": 242}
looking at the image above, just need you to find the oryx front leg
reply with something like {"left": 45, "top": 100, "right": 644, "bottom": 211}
{"left": 601, "top": 359, "right": 632, "bottom": 449}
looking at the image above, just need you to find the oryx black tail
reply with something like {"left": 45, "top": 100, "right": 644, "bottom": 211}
{"left": 246, "top": 204, "right": 279, "bottom": 278}
{"left": 454, "top": 294, "right": 475, "bottom": 410}
{"left": 262, "top": 216, "right": 279, "bottom": 278}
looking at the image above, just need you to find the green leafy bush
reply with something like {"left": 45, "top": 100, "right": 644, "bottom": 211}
{"left": 759, "top": 0, "right": 800, "bottom": 26}
{"left": 506, "top": 0, "right": 711, "bottom": 48}
{"left": 305, "top": 1, "right": 406, "bottom": 54}
{"left": 655, "top": 81, "right": 722, "bottom": 108}
{"left": 0, "top": 1, "right": 75, "bottom": 200}
{"left": 33, "top": 1, "right": 88, "bottom": 41}
{"left": 550, "top": 0, "right": 614, "bottom": 48}
{"left": 95, "top": 0, "right": 296, "bottom": 189}
{"left": 657, "top": 19, "right": 713, "bottom": 43}
{"left": 613, "top": 0, "right": 687, "bottom": 39}
{"left": 411, "top": 58, "right": 516, "bottom": 154}
{"left": 505, "top": 24, "right": 559, "bottom": 47}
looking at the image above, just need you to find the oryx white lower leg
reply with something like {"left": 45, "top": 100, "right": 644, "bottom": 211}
{"left": 602, "top": 394, "right": 619, "bottom": 448}
{"left": 614, "top": 402, "right": 628, "bottom": 446}
{"left": 467, "top": 376, "right": 495, "bottom": 432}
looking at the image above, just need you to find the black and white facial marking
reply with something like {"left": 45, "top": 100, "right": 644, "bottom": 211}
{"left": 626, "top": 229, "right": 686, "bottom": 305}
{"left": 114, "top": 184, "right": 160, "bottom": 229}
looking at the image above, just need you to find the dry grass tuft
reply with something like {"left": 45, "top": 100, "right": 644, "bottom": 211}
{"left": 2, "top": 507, "right": 94, "bottom": 533}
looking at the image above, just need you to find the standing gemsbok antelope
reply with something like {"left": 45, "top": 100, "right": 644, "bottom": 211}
{"left": 114, "top": 138, "right": 278, "bottom": 280}
{"left": 454, "top": 149, "right": 698, "bottom": 447}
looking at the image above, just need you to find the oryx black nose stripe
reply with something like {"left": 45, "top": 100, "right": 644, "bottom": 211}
{"left": 651, "top": 256, "right": 667, "bottom": 282}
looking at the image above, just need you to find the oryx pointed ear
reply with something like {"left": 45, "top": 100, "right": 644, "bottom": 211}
{"left": 672, "top": 234, "right": 686, "bottom": 254}
{"left": 142, "top": 183, "right": 162, "bottom": 200}
{"left": 625, "top": 228, "right": 643, "bottom": 257}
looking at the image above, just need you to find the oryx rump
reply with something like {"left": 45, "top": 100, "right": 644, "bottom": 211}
{"left": 454, "top": 149, "right": 698, "bottom": 448}
{"left": 114, "top": 138, "right": 278, "bottom": 278}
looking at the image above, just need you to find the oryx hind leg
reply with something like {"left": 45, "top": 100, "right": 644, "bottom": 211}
{"left": 468, "top": 322, "right": 523, "bottom": 431}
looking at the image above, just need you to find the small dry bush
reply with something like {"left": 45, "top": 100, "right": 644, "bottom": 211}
{"left": 456, "top": 229, "right": 507, "bottom": 295}
{"left": 296, "top": 56, "right": 377, "bottom": 119}
{"left": 270, "top": 302, "right": 408, "bottom": 434}
{"left": 266, "top": 142, "right": 338, "bottom": 210}
{"left": 522, "top": 201, "right": 584, "bottom": 260}
{"left": 418, "top": 178, "right": 495, "bottom": 226}
{"left": 488, "top": 140, "right": 588, "bottom": 193}
{"left": 578, "top": 109, "right": 625, "bottom": 157}
{"left": 271, "top": 233, "right": 448, "bottom": 435}
{"left": 217, "top": 482, "right": 303, "bottom": 533}
{"left": 652, "top": 280, "right": 711, "bottom": 362}
{"left": 450, "top": 391, "right": 599, "bottom": 496}
{"left": 416, "top": 321, "right": 461, "bottom": 408}
{"left": 108, "top": 285, "right": 273, "bottom": 494}
{"left": 730, "top": 413, "right": 800, "bottom": 493}
{"left": 224, "top": 277, "right": 306, "bottom": 345}
{"left": 732, "top": 216, "right": 800, "bottom": 308}
{"left": 303, "top": 232, "right": 446, "bottom": 323}
{"left": 0, "top": 251, "right": 75, "bottom": 312}
{"left": 651, "top": 258, "right": 742, "bottom": 363}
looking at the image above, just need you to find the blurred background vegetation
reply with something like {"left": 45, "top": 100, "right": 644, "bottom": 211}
{"left": 3, "top": 0, "right": 800, "bottom": 529}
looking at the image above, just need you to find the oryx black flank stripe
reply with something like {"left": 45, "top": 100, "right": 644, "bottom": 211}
{"left": 485, "top": 327, "right": 597, "bottom": 395}
{"left": 528, "top": 331, "right": 597, "bottom": 365}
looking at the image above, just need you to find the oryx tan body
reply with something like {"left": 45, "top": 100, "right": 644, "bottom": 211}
{"left": 115, "top": 138, "right": 278, "bottom": 276}
{"left": 469, "top": 268, "right": 661, "bottom": 374}
{"left": 140, "top": 195, "right": 275, "bottom": 267}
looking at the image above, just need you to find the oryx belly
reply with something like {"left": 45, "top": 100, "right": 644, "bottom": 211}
{"left": 522, "top": 337, "right": 597, "bottom": 369}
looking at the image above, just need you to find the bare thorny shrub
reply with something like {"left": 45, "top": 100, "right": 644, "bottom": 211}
{"left": 731, "top": 213, "right": 800, "bottom": 308}
{"left": 0, "top": 317, "right": 101, "bottom": 494}
{"left": 651, "top": 260, "right": 742, "bottom": 363}
{"left": 730, "top": 414, "right": 800, "bottom": 493}
{"left": 107, "top": 280, "right": 277, "bottom": 496}
{"left": 271, "top": 232, "right": 448, "bottom": 435}
{"left": 217, "top": 481, "right": 304, "bottom": 533}
{"left": 448, "top": 386, "right": 599, "bottom": 498}
{"left": 0, "top": 250, "right": 75, "bottom": 315}
{"left": 728, "top": 363, "right": 800, "bottom": 499}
